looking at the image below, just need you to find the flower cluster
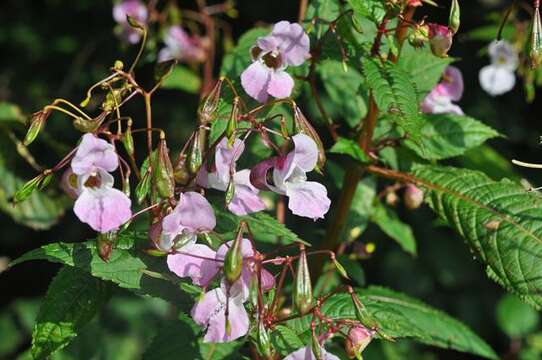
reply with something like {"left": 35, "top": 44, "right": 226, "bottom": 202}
{"left": 422, "top": 66, "right": 464, "bottom": 115}
{"left": 479, "top": 40, "right": 518, "bottom": 96}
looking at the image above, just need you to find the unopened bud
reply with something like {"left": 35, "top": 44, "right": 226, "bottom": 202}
{"left": 24, "top": 110, "right": 49, "bottom": 146}
{"left": 529, "top": 7, "right": 542, "bottom": 69}
{"left": 448, "top": 0, "right": 460, "bottom": 34}
{"left": 293, "top": 245, "right": 313, "bottom": 315}
{"left": 38, "top": 171, "right": 54, "bottom": 190}
{"left": 428, "top": 23, "right": 453, "bottom": 58}
{"left": 198, "top": 79, "right": 223, "bottom": 124}
{"left": 188, "top": 130, "right": 204, "bottom": 175}
{"left": 345, "top": 326, "right": 374, "bottom": 359}
{"left": 97, "top": 232, "right": 116, "bottom": 262}
{"left": 385, "top": 191, "right": 398, "bottom": 207}
{"left": 224, "top": 230, "right": 244, "bottom": 284}
{"left": 173, "top": 157, "right": 191, "bottom": 185}
{"left": 225, "top": 178, "right": 235, "bottom": 205}
{"left": 294, "top": 105, "right": 326, "bottom": 171}
{"left": 154, "top": 133, "right": 175, "bottom": 198}
{"left": 113, "top": 60, "right": 124, "bottom": 71}
{"left": 351, "top": 293, "right": 378, "bottom": 330}
{"left": 408, "top": 24, "right": 429, "bottom": 48}
{"left": 12, "top": 174, "right": 44, "bottom": 203}
{"left": 403, "top": 184, "right": 424, "bottom": 210}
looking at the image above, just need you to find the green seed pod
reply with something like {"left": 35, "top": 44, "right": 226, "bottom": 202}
{"left": 448, "top": 0, "right": 460, "bottom": 35}
{"left": 154, "top": 134, "right": 175, "bottom": 198}
{"left": 73, "top": 117, "right": 101, "bottom": 133}
{"left": 223, "top": 230, "right": 244, "bottom": 284}
{"left": 226, "top": 97, "right": 239, "bottom": 144}
{"left": 173, "top": 157, "right": 191, "bottom": 185}
{"left": 24, "top": 111, "right": 49, "bottom": 146}
{"left": 188, "top": 130, "right": 204, "bottom": 175}
{"left": 12, "top": 174, "right": 44, "bottom": 203}
{"left": 198, "top": 79, "right": 223, "bottom": 124}
{"left": 136, "top": 168, "right": 152, "bottom": 204}
{"left": 529, "top": 8, "right": 542, "bottom": 69}
{"left": 293, "top": 245, "right": 313, "bottom": 315}
{"left": 122, "top": 120, "right": 135, "bottom": 157}
{"left": 311, "top": 331, "right": 323, "bottom": 360}
{"left": 225, "top": 179, "right": 235, "bottom": 205}
{"left": 255, "top": 321, "right": 273, "bottom": 359}
{"left": 38, "top": 171, "right": 54, "bottom": 190}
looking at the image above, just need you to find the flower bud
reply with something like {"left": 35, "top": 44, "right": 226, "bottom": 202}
{"left": 173, "top": 157, "right": 191, "bottom": 185}
{"left": 293, "top": 245, "right": 313, "bottom": 315}
{"left": 12, "top": 172, "right": 51, "bottom": 203}
{"left": 345, "top": 326, "right": 374, "bottom": 359}
{"left": 122, "top": 120, "right": 135, "bottom": 157}
{"left": 97, "top": 232, "right": 116, "bottom": 262}
{"left": 529, "top": 7, "right": 542, "bottom": 69}
{"left": 223, "top": 230, "right": 244, "bottom": 284}
{"left": 198, "top": 79, "right": 223, "bottom": 124}
{"left": 448, "top": 0, "right": 460, "bottom": 35}
{"left": 154, "top": 133, "right": 175, "bottom": 198}
{"left": 403, "top": 183, "right": 424, "bottom": 210}
{"left": 385, "top": 191, "right": 398, "bottom": 207}
{"left": 294, "top": 105, "right": 326, "bottom": 171}
{"left": 428, "top": 23, "right": 453, "bottom": 58}
{"left": 408, "top": 24, "right": 429, "bottom": 48}
{"left": 256, "top": 321, "right": 273, "bottom": 359}
{"left": 24, "top": 110, "right": 49, "bottom": 146}
{"left": 188, "top": 129, "right": 204, "bottom": 175}
{"left": 38, "top": 171, "right": 54, "bottom": 190}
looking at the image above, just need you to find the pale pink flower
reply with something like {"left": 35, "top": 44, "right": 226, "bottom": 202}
{"left": 159, "top": 192, "right": 216, "bottom": 251}
{"left": 479, "top": 40, "right": 518, "bottom": 96}
{"left": 283, "top": 345, "right": 340, "bottom": 360}
{"left": 241, "top": 21, "right": 310, "bottom": 103}
{"left": 345, "top": 326, "right": 375, "bottom": 358}
{"left": 422, "top": 66, "right": 464, "bottom": 115}
{"left": 112, "top": 0, "right": 148, "bottom": 44}
{"left": 198, "top": 138, "right": 266, "bottom": 216}
{"left": 167, "top": 243, "right": 221, "bottom": 287}
{"left": 71, "top": 133, "right": 119, "bottom": 175}
{"left": 251, "top": 134, "right": 331, "bottom": 220}
{"left": 158, "top": 26, "right": 208, "bottom": 63}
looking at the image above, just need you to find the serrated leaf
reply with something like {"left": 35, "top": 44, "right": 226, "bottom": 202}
{"left": 161, "top": 65, "right": 201, "bottom": 94}
{"left": 271, "top": 325, "right": 305, "bottom": 357}
{"left": 404, "top": 114, "right": 500, "bottom": 161}
{"left": 412, "top": 164, "right": 542, "bottom": 308}
{"left": 32, "top": 266, "right": 110, "bottom": 359}
{"left": 10, "top": 232, "right": 194, "bottom": 309}
{"left": 348, "top": 0, "right": 387, "bottom": 24}
{"left": 362, "top": 58, "right": 424, "bottom": 143}
{"left": 329, "top": 137, "right": 370, "bottom": 164}
{"left": 371, "top": 203, "right": 417, "bottom": 255}
{"left": 288, "top": 286, "right": 498, "bottom": 359}
{"left": 214, "top": 208, "right": 308, "bottom": 245}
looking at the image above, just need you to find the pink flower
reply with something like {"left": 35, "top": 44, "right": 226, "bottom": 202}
{"left": 191, "top": 282, "right": 249, "bottom": 343}
{"left": 198, "top": 138, "right": 266, "bottom": 216}
{"left": 112, "top": 0, "right": 148, "bottom": 44}
{"left": 159, "top": 192, "right": 216, "bottom": 251}
{"left": 428, "top": 23, "right": 453, "bottom": 58}
{"left": 345, "top": 326, "right": 375, "bottom": 358}
{"left": 158, "top": 26, "right": 208, "bottom": 63}
{"left": 284, "top": 345, "right": 340, "bottom": 360}
{"left": 167, "top": 243, "right": 221, "bottom": 287}
{"left": 251, "top": 134, "right": 331, "bottom": 220}
{"left": 70, "top": 134, "right": 132, "bottom": 233}
{"left": 421, "top": 66, "right": 464, "bottom": 115}
{"left": 241, "top": 21, "right": 310, "bottom": 103}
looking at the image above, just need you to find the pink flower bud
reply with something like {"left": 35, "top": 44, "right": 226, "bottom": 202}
{"left": 428, "top": 24, "right": 453, "bottom": 58}
{"left": 345, "top": 326, "right": 374, "bottom": 358}
{"left": 404, "top": 184, "right": 424, "bottom": 210}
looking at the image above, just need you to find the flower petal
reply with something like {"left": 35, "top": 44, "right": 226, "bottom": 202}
{"left": 72, "top": 134, "right": 118, "bottom": 175}
{"left": 216, "top": 238, "right": 255, "bottom": 261}
{"left": 488, "top": 40, "right": 518, "bottom": 71}
{"left": 167, "top": 244, "right": 220, "bottom": 286}
{"left": 286, "top": 180, "right": 331, "bottom": 220}
{"left": 421, "top": 91, "right": 463, "bottom": 115}
{"left": 267, "top": 70, "right": 294, "bottom": 99}
{"left": 441, "top": 66, "right": 464, "bottom": 101}
{"left": 113, "top": 0, "right": 148, "bottom": 24}
{"left": 479, "top": 65, "right": 516, "bottom": 96}
{"left": 291, "top": 134, "right": 318, "bottom": 172}
{"left": 228, "top": 170, "right": 266, "bottom": 216}
{"left": 214, "top": 138, "right": 245, "bottom": 186}
{"left": 271, "top": 21, "right": 310, "bottom": 66}
{"left": 284, "top": 345, "right": 340, "bottom": 360}
{"left": 241, "top": 61, "right": 271, "bottom": 103}
{"left": 73, "top": 187, "right": 132, "bottom": 233}
{"left": 176, "top": 192, "right": 216, "bottom": 232}
{"left": 250, "top": 157, "right": 277, "bottom": 191}
{"left": 261, "top": 268, "right": 276, "bottom": 291}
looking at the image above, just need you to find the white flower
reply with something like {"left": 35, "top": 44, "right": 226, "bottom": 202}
{"left": 479, "top": 40, "right": 518, "bottom": 96}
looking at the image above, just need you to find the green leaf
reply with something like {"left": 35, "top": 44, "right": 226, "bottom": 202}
{"left": 371, "top": 203, "right": 417, "bottom": 255}
{"left": 456, "top": 144, "right": 520, "bottom": 181}
{"left": 348, "top": 0, "right": 387, "bottom": 24}
{"left": 397, "top": 45, "right": 452, "bottom": 96}
{"left": 214, "top": 208, "right": 308, "bottom": 245}
{"left": 161, "top": 65, "right": 201, "bottom": 94}
{"left": 318, "top": 60, "right": 367, "bottom": 127}
{"left": 404, "top": 114, "right": 500, "bottom": 161}
{"left": 0, "top": 102, "right": 25, "bottom": 123}
{"left": 305, "top": 0, "right": 341, "bottom": 22}
{"left": 271, "top": 325, "right": 305, "bottom": 357}
{"left": 345, "top": 176, "right": 377, "bottom": 239}
{"left": 10, "top": 232, "right": 194, "bottom": 309}
{"left": 412, "top": 164, "right": 542, "bottom": 308}
{"left": 32, "top": 266, "right": 110, "bottom": 359}
{"left": 289, "top": 286, "right": 498, "bottom": 359}
{"left": 362, "top": 58, "right": 424, "bottom": 143}
{"left": 497, "top": 294, "right": 540, "bottom": 338}
{"left": 337, "top": 255, "right": 365, "bottom": 286}
{"left": 329, "top": 137, "right": 370, "bottom": 164}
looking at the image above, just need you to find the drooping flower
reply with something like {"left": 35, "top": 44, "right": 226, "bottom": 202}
{"left": 428, "top": 23, "right": 453, "bottom": 58}
{"left": 283, "top": 345, "right": 340, "bottom": 360}
{"left": 70, "top": 134, "right": 132, "bottom": 233}
{"left": 158, "top": 26, "right": 208, "bottom": 63}
{"left": 198, "top": 138, "right": 266, "bottom": 216}
{"left": 241, "top": 21, "right": 310, "bottom": 103}
{"left": 479, "top": 40, "right": 518, "bottom": 96}
{"left": 421, "top": 66, "right": 464, "bottom": 115}
{"left": 251, "top": 134, "right": 331, "bottom": 220}
{"left": 112, "top": 0, "right": 148, "bottom": 44}
{"left": 73, "top": 170, "right": 132, "bottom": 233}
{"left": 158, "top": 191, "right": 216, "bottom": 251}
{"left": 191, "top": 281, "right": 250, "bottom": 343}
{"left": 345, "top": 326, "right": 375, "bottom": 358}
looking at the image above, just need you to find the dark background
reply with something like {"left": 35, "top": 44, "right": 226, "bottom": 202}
{"left": 1, "top": 0, "right": 541, "bottom": 359}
